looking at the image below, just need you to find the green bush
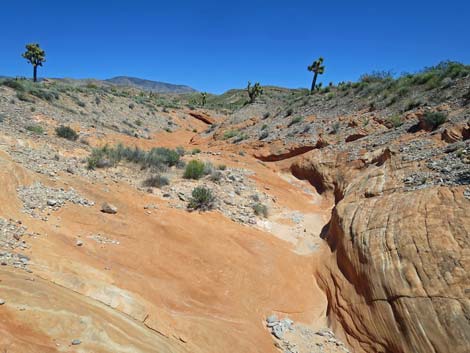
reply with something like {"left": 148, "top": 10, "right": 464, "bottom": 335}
{"left": 253, "top": 203, "right": 268, "bottom": 217}
{"left": 142, "top": 174, "right": 169, "bottom": 188}
{"left": 16, "top": 92, "right": 34, "bottom": 102}
{"left": 26, "top": 124, "right": 44, "bottom": 134}
{"left": 360, "top": 71, "right": 393, "bottom": 83}
{"left": 145, "top": 147, "right": 180, "bottom": 168}
{"left": 233, "top": 133, "right": 248, "bottom": 143}
{"left": 288, "top": 116, "right": 303, "bottom": 127}
{"left": 191, "top": 148, "right": 201, "bottom": 154}
{"left": 56, "top": 125, "right": 78, "bottom": 140}
{"left": 423, "top": 112, "right": 447, "bottom": 130}
{"left": 188, "top": 187, "right": 215, "bottom": 211}
{"left": 2, "top": 79, "right": 25, "bottom": 91}
{"left": 223, "top": 130, "right": 238, "bottom": 140}
{"left": 87, "top": 144, "right": 181, "bottom": 171}
{"left": 387, "top": 115, "right": 403, "bottom": 128}
{"left": 30, "top": 89, "right": 58, "bottom": 101}
{"left": 183, "top": 160, "right": 205, "bottom": 179}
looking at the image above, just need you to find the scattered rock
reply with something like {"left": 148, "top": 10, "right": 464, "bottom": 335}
{"left": 17, "top": 182, "right": 94, "bottom": 218}
{"left": 0, "top": 299, "right": 5, "bottom": 305}
{"left": 47, "top": 199, "right": 58, "bottom": 206}
{"left": 101, "top": 202, "right": 118, "bottom": 214}
{"left": 71, "top": 339, "right": 81, "bottom": 345}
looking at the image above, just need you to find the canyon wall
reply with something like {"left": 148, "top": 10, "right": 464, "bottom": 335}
{"left": 292, "top": 147, "right": 470, "bottom": 353}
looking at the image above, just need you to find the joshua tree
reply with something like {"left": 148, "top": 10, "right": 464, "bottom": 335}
{"left": 247, "top": 81, "right": 263, "bottom": 103}
{"left": 200, "top": 92, "right": 207, "bottom": 106}
{"left": 22, "top": 43, "right": 46, "bottom": 82}
{"left": 308, "top": 57, "right": 325, "bottom": 93}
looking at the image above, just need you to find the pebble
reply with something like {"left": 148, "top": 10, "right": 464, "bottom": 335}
{"left": 76, "top": 240, "right": 84, "bottom": 247}
{"left": 47, "top": 199, "right": 58, "bottom": 206}
{"left": 0, "top": 299, "right": 5, "bottom": 305}
{"left": 71, "top": 339, "right": 81, "bottom": 345}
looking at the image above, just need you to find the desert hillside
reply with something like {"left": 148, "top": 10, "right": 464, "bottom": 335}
{"left": 0, "top": 61, "right": 469, "bottom": 353}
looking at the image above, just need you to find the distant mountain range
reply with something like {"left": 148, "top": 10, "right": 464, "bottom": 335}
{"left": 105, "top": 76, "right": 196, "bottom": 93}
{"left": 0, "top": 75, "right": 197, "bottom": 94}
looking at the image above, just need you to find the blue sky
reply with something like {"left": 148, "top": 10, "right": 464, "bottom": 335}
{"left": 1, "top": 0, "right": 469, "bottom": 93}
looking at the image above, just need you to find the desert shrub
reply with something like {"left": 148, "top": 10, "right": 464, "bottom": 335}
{"left": 396, "top": 87, "right": 409, "bottom": 97}
{"left": 129, "top": 103, "right": 135, "bottom": 109}
{"left": 331, "top": 122, "right": 340, "bottom": 134}
{"left": 387, "top": 95, "right": 399, "bottom": 106}
{"left": 30, "top": 88, "right": 58, "bottom": 101}
{"left": 188, "top": 186, "right": 215, "bottom": 211}
{"left": 360, "top": 70, "right": 393, "bottom": 83}
{"left": 388, "top": 115, "right": 403, "bottom": 128}
{"left": 253, "top": 203, "right": 268, "bottom": 217}
{"left": 87, "top": 144, "right": 181, "bottom": 171}
{"left": 144, "top": 147, "right": 180, "bottom": 168}
{"left": 423, "top": 112, "right": 447, "bottom": 130}
{"left": 259, "top": 130, "right": 269, "bottom": 140}
{"left": 285, "top": 108, "right": 294, "bottom": 117}
{"left": 26, "top": 124, "right": 44, "bottom": 134}
{"left": 2, "top": 79, "right": 25, "bottom": 91}
{"left": 135, "top": 119, "right": 142, "bottom": 126}
{"left": 209, "top": 170, "right": 223, "bottom": 182}
{"left": 463, "top": 89, "right": 470, "bottom": 105}
{"left": 288, "top": 116, "right": 303, "bottom": 127}
{"left": 191, "top": 148, "right": 201, "bottom": 154}
{"left": 203, "top": 162, "right": 214, "bottom": 175}
{"left": 217, "top": 164, "right": 227, "bottom": 170}
{"left": 142, "top": 174, "right": 169, "bottom": 188}
{"left": 403, "top": 100, "right": 421, "bottom": 111}
{"left": 223, "top": 130, "right": 238, "bottom": 139}
{"left": 176, "top": 146, "right": 186, "bottom": 156}
{"left": 95, "top": 96, "right": 101, "bottom": 105}
{"left": 263, "top": 112, "right": 270, "bottom": 119}
{"left": 233, "top": 133, "right": 248, "bottom": 143}
{"left": 425, "top": 75, "right": 442, "bottom": 90}
{"left": 56, "top": 125, "right": 78, "bottom": 140}
{"left": 183, "top": 160, "right": 205, "bottom": 179}
{"left": 87, "top": 145, "right": 116, "bottom": 169}
{"left": 261, "top": 124, "right": 268, "bottom": 130}
{"left": 16, "top": 92, "right": 34, "bottom": 102}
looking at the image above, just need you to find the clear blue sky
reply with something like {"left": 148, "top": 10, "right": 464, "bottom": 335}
{"left": 1, "top": 0, "right": 469, "bottom": 93}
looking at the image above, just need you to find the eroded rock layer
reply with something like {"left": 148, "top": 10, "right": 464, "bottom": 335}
{"left": 292, "top": 146, "right": 470, "bottom": 353}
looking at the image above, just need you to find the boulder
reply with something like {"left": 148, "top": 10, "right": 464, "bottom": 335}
{"left": 101, "top": 202, "right": 118, "bottom": 214}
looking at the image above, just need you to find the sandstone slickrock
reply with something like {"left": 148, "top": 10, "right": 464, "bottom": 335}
{"left": 292, "top": 146, "right": 470, "bottom": 353}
